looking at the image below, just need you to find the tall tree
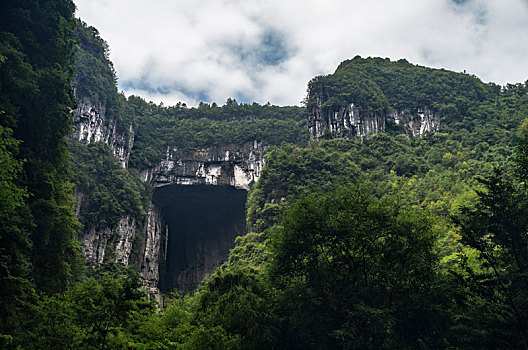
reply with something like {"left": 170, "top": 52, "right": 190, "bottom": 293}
{"left": 454, "top": 137, "right": 528, "bottom": 349}
{"left": 270, "top": 186, "right": 446, "bottom": 349}
{"left": 0, "top": 0, "right": 82, "bottom": 296}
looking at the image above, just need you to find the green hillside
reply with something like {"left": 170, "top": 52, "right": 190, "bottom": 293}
{"left": 1, "top": 1, "right": 528, "bottom": 348}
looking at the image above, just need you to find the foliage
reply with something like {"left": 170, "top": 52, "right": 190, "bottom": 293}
{"left": 269, "top": 186, "right": 445, "bottom": 349}
{"left": 18, "top": 271, "right": 154, "bottom": 350}
{"left": 128, "top": 96, "right": 308, "bottom": 169}
{"left": 307, "top": 56, "right": 500, "bottom": 121}
{"left": 452, "top": 156, "right": 528, "bottom": 348}
{"left": 191, "top": 266, "right": 278, "bottom": 349}
{"left": 74, "top": 19, "right": 133, "bottom": 135}
{"left": 3, "top": 0, "right": 528, "bottom": 346}
{"left": 246, "top": 142, "right": 362, "bottom": 231}
{"left": 0, "top": 113, "right": 32, "bottom": 340}
{"left": 69, "top": 141, "right": 150, "bottom": 229}
{"left": 0, "top": 0, "right": 83, "bottom": 296}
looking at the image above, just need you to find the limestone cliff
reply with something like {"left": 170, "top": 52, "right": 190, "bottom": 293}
{"left": 138, "top": 141, "right": 265, "bottom": 294}
{"left": 140, "top": 141, "right": 265, "bottom": 191}
{"left": 140, "top": 207, "right": 165, "bottom": 301}
{"left": 81, "top": 216, "right": 137, "bottom": 266}
{"left": 71, "top": 94, "right": 140, "bottom": 272}
{"left": 308, "top": 99, "right": 440, "bottom": 140}
{"left": 71, "top": 97, "right": 134, "bottom": 168}
{"left": 305, "top": 56, "right": 463, "bottom": 140}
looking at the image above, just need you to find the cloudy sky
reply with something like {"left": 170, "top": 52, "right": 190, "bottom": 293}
{"left": 75, "top": 0, "right": 528, "bottom": 107}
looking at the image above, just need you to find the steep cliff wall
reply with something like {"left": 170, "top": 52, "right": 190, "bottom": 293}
{"left": 140, "top": 206, "right": 165, "bottom": 301}
{"left": 81, "top": 216, "right": 137, "bottom": 266}
{"left": 71, "top": 98, "right": 142, "bottom": 271}
{"left": 308, "top": 100, "right": 440, "bottom": 139}
{"left": 304, "top": 56, "right": 492, "bottom": 141}
{"left": 137, "top": 140, "right": 265, "bottom": 295}
{"left": 140, "top": 141, "right": 265, "bottom": 191}
{"left": 71, "top": 97, "right": 134, "bottom": 168}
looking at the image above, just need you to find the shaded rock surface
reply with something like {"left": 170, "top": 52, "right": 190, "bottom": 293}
{"left": 136, "top": 141, "right": 264, "bottom": 295}
{"left": 71, "top": 95, "right": 140, "bottom": 277}
{"left": 140, "top": 206, "right": 165, "bottom": 301}
{"left": 80, "top": 216, "right": 136, "bottom": 266}
{"left": 308, "top": 101, "right": 440, "bottom": 139}
{"left": 154, "top": 185, "right": 247, "bottom": 293}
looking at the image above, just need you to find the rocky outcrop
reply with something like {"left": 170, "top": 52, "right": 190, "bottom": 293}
{"left": 133, "top": 141, "right": 265, "bottom": 296}
{"left": 390, "top": 107, "right": 441, "bottom": 137}
{"left": 71, "top": 98, "right": 265, "bottom": 297}
{"left": 140, "top": 140, "right": 265, "bottom": 191}
{"left": 140, "top": 207, "right": 165, "bottom": 301}
{"left": 308, "top": 101, "right": 440, "bottom": 139}
{"left": 80, "top": 216, "right": 136, "bottom": 266}
{"left": 72, "top": 97, "right": 140, "bottom": 277}
{"left": 71, "top": 97, "right": 134, "bottom": 168}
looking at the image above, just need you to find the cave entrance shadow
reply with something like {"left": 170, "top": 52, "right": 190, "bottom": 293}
{"left": 153, "top": 184, "right": 247, "bottom": 293}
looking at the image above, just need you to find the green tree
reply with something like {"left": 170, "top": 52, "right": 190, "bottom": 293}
{"left": 191, "top": 266, "right": 278, "bottom": 350}
{"left": 0, "top": 115, "right": 32, "bottom": 345}
{"left": 270, "top": 186, "right": 446, "bottom": 349}
{"left": 0, "top": 0, "right": 83, "bottom": 295}
{"left": 21, "top": 272, "right": 154, "bottom": 350}
{"left": 454, "top": 167, "right": 528, "bottom": 348}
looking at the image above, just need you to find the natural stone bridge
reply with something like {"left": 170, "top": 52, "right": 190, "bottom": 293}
{"left": 138, "top": 141, "right": 265, "bottom": 296}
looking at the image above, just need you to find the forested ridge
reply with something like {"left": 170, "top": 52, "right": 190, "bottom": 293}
{"left": 2, "top": 0, "right": 528, "bottom": 349}
{"left": 127, "top": 94, "right": 307, "bottom": 169}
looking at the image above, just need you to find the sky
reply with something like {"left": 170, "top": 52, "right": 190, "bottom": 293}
{"left": 75, "top": 0, "right": 528, "bottom": 107}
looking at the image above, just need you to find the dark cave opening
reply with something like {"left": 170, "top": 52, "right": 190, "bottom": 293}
{"left": 153, "top": 184, "right": 247, "bottom": 293}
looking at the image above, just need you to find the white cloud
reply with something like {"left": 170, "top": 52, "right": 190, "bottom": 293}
{"left": 75, "top": 0, "right": 528, "bottom": 106}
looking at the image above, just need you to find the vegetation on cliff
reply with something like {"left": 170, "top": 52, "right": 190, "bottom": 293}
{"left": 307, "top": 56, "right": 500, "bottom": 120}
{"left": 69, "top": 141, "right": 150, "bottom": 229}
{"left": 0, "top": 1, "right": 83, "bottom": 339}
{"left": 2, "top": 1, "right": 528, "bottom": 348}
{"left": 74, "top": 19, "right": 133, "bottom": 135}
{"left": 127, "top": 96, "right": 307, "bottom": 169}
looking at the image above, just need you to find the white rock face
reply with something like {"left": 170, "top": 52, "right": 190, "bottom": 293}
{"left": 72, "top": 98, "right": 265, "bottom": 299}
{"left": 308, "top": 100, "right": 440, "bottom": 139}
{"left": 80, "top": 216, "right": 136, "bottom": 266}
{"left": 140, "top": 141, "right": 265, "bottom": 190}
{"left": 72, "top": 97, "right": 139, "bottom": 276}
{"left": 140, "top": 207, "right": 165, "bottom": 302}
{"left": 71, "top": 98, "right": 134, "bottom": 168}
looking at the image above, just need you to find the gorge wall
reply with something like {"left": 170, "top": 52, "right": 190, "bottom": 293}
{"left": 71, "top": 96, "right": 140, "bottom": 273}
{"left": 71, "top": 59, "right": 267, "bottom": 297}
{"left": 71, "top": 100, "right": 265, "bottom": 298}
{"left": 139, "top": 141, "right": 265, "bottom": 296}
{"left": 71, "top": 97, "right": 134, "bottom": 168}
{"left": 307, "top": 99, "right": 440, "bottom": 140}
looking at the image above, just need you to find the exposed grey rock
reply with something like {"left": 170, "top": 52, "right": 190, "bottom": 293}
{"left": 140, "top": 141, "right": 265, "bottom": 191}
{"left": 71, "top": 98, "right": 265, "bottom": 297}
{"left": 80, "top": 216, "right": 136, "bottom": 266}
{"left": 140, "top": 207, "right": 165, "bottom": 302}
{"left": 308, "top": 100, "right": 440, "bottom": 139}
{"left": 71, "top": 97, "right": 134, "bottom": 168}
{"left": 73, "top": 189, "right": 85, "bottom": 218}
{"left": 136, "top": 140, "right": 265, "bottom": 297}
{"left": 72, "top": 97, "right": 141, "bottom": 280}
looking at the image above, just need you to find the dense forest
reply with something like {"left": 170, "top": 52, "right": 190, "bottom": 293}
{"left": 2, "top": 0, "right": 528, "bottom": 349}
